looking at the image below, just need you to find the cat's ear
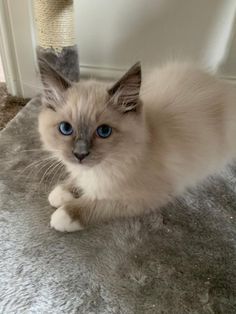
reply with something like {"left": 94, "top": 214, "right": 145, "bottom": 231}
{"left": 38, "top": 57, "right": 72, "bottom": 108}
{"left": 108, "top": 62, "right": 142, "bottom": 113}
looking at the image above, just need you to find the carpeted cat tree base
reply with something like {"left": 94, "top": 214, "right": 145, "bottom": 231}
{"left": 0, "top": 97, "right": 235, "bottom": 313}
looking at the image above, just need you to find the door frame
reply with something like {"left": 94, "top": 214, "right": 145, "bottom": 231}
{"left": 0, "top": 0, "right": 20, "bottom": 95}
{"left": 0, "top": 0, "right": 41, "bottom": 97}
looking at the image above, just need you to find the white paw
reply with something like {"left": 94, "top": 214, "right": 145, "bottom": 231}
{"left": 50, "top": 207, "right": 83, "bottom": 232}
{"left": 48, "top": 185, "right": 74, "bottom": 208}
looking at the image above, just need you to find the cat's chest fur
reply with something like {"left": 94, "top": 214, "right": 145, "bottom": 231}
{"left": 71, "top": 165, "right": 121, "bottom": 200}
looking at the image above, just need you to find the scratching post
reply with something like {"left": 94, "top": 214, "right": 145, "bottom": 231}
{"left": 34, "top": 0, "right": 79, "bottom": 82}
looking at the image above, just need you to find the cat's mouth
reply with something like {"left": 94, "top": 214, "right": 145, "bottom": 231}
{"left": 69, "top": 153, "right": 94, "bottom": 167}
{"left": 72, "top": 155, "right": 89, "bottom": 165}
{"left": 71, "top": 153, "right": 103, "bottom": 168}
{"left": 61, "top": 151, "right": 102, "bottom": 168}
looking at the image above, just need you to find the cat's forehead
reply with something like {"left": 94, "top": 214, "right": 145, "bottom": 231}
{"left": 67, "top": 80, "right": 109, "bottom": 118}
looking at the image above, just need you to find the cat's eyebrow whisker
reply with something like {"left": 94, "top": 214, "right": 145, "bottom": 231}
{"left": 17, "top": 82, "right": 69, "bottom": 95}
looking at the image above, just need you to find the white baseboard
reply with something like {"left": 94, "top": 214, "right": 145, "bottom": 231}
{"left": 80, "top": 64, "right": 125, "bottom": 81}
{"left": 221, "top": 75, "right": 236, "bottom": 83}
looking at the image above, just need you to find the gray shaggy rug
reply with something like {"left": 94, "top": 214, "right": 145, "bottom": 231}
{"left": 0, "top": 98, "right": 235, "bottom": 314}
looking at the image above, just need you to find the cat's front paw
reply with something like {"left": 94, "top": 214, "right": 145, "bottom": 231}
{"left": 48, "top": 185, "right": 74, "bottom": 208}
{"left": 50, "top": 206, "right": 84, "bottom": 232}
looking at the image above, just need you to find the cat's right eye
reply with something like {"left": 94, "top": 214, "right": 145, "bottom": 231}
{"left": 58, "top": 121, "right": 73, "bottom": 136}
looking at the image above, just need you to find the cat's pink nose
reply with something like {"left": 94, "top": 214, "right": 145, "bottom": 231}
{"left": 73, "top": 151, "right": 89, "bottom": 162}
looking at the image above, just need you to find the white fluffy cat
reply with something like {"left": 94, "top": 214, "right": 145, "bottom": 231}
{"left": 38, "top": 59, "right": 236, "bottom": 232}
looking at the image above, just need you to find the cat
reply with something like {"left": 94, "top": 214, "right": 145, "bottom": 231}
{"left": 38, "top": 58, "right": 236, "bottom": 232}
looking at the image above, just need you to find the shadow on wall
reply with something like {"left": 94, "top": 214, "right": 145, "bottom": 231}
{"left": 219, "top": 12, "right": 236, "bottom": 77}
{"left": 0, "top": 54, "right": 5, "bottom": 82}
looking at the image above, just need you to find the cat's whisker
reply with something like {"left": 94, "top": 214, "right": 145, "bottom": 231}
{"left": 0, "top": 137, "right": 40, "bottom": 144}
{"left": 45, "top": 161, "right": 62, "bottom": 189}
{"left": 16, "top": 160, "right": 56, "bottom": 184}
{"left": 55, "top": 165, "right": 67, "bottom": 187}
{"left": 0, "top": 156, "right": 53, "bottom": 172}
{"left": 14, "top": 149, "right": 46, "bottom": 153}
{"left": 11, "top": 149, "right": 60, "bottom": 155}
{"left": 48, "top": 162, "right": 65, "bottom": 191}
{"left": 44, "top": 162, "right": 65, "bottom": 194}
{"left": 17, "top": 156, "right": 57, "bottom": 178}
{"left": 20, "top": 156, "right": 56, "bottom": 171}
{"left": 32, "top": 158, "right": 58, "bottom": 179}
{"left": 38, "top": 160, "right": 61, "bottom": 191}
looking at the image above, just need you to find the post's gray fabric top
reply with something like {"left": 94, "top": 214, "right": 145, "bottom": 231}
{"left": 0, "top": 98, "right": 235, "bottom": 314}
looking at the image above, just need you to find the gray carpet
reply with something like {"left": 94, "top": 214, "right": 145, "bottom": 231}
{"left": 0, "top": 98, "right": 235, "bottom": 314}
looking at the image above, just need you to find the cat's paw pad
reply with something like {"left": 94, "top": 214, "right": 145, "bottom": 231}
{"left": 48, "top": 185, "right": 74, "bottom": 208}
{"left": 50, "top": 207, "right": 83, "bottom": 232}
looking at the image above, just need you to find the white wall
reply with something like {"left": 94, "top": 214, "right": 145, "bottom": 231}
{"left": 75, "top": 0, "right": 236, "bottom": 78}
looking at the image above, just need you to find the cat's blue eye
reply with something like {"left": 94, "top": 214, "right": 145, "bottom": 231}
{"left": 58, "top": 121, "right": 73, "bottom": 136}
{"left": 96, "top": 124, "right": 112, "bottom": 138}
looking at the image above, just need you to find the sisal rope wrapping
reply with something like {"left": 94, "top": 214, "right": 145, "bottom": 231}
{"left": 34, "top": 0, "right": 76, "bottom": 50}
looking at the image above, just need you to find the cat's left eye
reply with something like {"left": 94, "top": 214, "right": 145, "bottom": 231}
{"left": 96, "top": 124, "right": 112, "bottom": 138}
{"left": 58, "top": 121, "right": 73, "bottom": 136}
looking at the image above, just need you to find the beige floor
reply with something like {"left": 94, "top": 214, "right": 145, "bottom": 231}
{"left": 0, "top": 55, "right": 5, "bottom": 82}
